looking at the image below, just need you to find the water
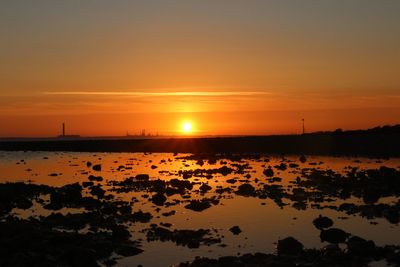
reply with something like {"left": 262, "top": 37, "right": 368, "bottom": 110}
{"left": 0, "top": 151, "right": 399, "bottom": 267}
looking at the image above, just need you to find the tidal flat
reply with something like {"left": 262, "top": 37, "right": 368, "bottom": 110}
{"left": 0, "top": 151, "right": 399, "bottom": 267}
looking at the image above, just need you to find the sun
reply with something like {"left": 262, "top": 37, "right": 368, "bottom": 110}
{"left": 181, "top": 121, "right": 193, "bottom": 134}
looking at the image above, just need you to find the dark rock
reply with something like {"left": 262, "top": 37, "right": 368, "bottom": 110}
{"left": 135, "top": 174, "right": 150, "bottom": 181}
{"left": 88, "top": 175, "right": 103, "bottom": 182}
{"left": 229, "top": 226, "right": 242, "bottom": 235}
{"left": 320, "top": 228, "right": 349, "bottom": 244}
{"left": 313, "top": 215, "right": 333, "bottom": 230}
{"left": 263, "top": 167, "right": 274, "bottom": 177}
{"left": 277, "top": 237, "right": 303, "bottom": 256}
{"left": 299, "top": 155, "right": 307, "bottom": 163}
{"left": 146, "top": 225, "right": 220, "bottom": 248}
{"left": 92, "top": 164, "right": 101, "bottom": 171}
{"left": 151, "top": 192, "right": 167, "bottom": 206}
{"left": 199, "top": 183, "right": 212, "bottom": 193}
{"left": 185, "top": 200, "right": 212, "bottom": 212}
{"left": 236, "top": 184, "right": 255, "bottom": 196}
{"left": 347, "top": 236, "right": 376, "bottom": 255}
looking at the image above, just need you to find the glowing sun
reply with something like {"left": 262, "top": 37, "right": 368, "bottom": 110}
{"left": 181, "top": 121, "right": 193, "bottom": 134}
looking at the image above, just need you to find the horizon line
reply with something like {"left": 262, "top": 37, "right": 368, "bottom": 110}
{"left": 42, "top": 91, "right": 271, "bottom": 97}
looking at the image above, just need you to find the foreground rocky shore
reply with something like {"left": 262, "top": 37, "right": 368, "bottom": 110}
{"left": 0, "top": 152, "right": 399, "bottom": 266}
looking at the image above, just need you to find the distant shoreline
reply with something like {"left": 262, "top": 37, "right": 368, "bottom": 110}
{"left": 1, "top": 125, "right": 400, "bottom": 157}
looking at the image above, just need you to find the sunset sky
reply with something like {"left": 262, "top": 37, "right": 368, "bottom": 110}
{"left": 1, "top": 1, "right": 399, "bottom": 137}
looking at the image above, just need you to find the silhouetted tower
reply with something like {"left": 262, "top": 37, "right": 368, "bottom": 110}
{"left": 302, "top": 119, "right": 305, "bottom": 135}
{"left": 62, "top": 123, "right": 65, "bottom": 136}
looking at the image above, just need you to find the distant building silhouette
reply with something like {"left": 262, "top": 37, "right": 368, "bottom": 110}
{"left": 58, "top": 122, "right": 80, "bottom": 138}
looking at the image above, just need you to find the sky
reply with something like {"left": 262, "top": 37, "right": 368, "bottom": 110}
{"left": 0, "top": 0, "right": 399, "bottom": 137}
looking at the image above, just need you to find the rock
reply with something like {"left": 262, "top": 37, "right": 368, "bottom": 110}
{"left": 236, "top": 183, "right": 255, "bottom": 196}
{"left": 185, "top": 200, "right": 212, "bottom": 212}
{"left": 48, "top": 183, "right": 83, "bottom": 210}
{"left": 88, "top": 175, "right": 103, "bottom": 182}
{"left": 229, "top": 226, "right": 242, "bottom": 235}
{"left": 135, "top": 174, "right": 150, "bottom": 181}
{"left": 277, "top": 237, "right": 304, "bottom": 256}
{"left": 86, "top": 161, "right": 92, "bottom": 167}
{"left": 151, "top": 192, "right": 167, "bottom": 206}
{"left": 320, "top": 228, "right": 349, "bottom": 244}
{"left": 199, "top": 183, "right": 212, "bottom": 193}
{"left": 313, "top": 215, "right": 333, "bottom": 230}
{"left": 347, "top": 236, "right": 376, "bottom": 255}
{"left": 112, "top": 225, "right": 131, "bottom": 241}
{"left": 299, "top": 155, "right": 307, "bottom": 163}
{"left": 275, "top": 163, "right": 287, "bottom": 171}
{"left": 115, "top": 245, "right": 143, "bottom": 257}
{"left": 321, "top": 244, "right": 342, "bottom": 256}
{"left": 146, "top": 225, "right": 220, "bottom": 248}
{"left": 263, "top": 167, "right": 274, "bottom": 177}
{"left": 92, "top": 164, "right": 101, "bottom": 171}
{"left": 82, "top": 181, "right": 94, "bottom": 187}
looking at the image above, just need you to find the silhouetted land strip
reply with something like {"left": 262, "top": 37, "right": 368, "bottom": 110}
{"left": 1, "top": 125, "right": 400, "bottom": 157}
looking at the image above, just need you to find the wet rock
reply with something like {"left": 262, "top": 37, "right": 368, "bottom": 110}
{"left": 115, "top": 245, "right": 143, "bottom": 257}
{"left": 117, "top": 165, "right": 125, "bottom": 171}
{"left": 347, "top": 236, "right": 376, "bottom": 255}
{"left": 90, "top": 185, "right": 106, "bottom": 198}
{"left": 185, "top": 200, "right": 212, "bottom": 212}
{"left": 299, "top": 155, "right": 307, "bottom": 163}
{"left": 82, "top": 181, "right": 94, "bottom": 187}
{"left": 47, "top": 183, "right": 83, "bottom": 210}
{"left": 92, "top": 164, "right": 101, "bottom": 171}
{"left": 169, "top": 179, "right": 193, "bottom": 191}
{"left": 199, "top": 183, "right": 212, "bottom": 193}
{"left": 135, "top": 174, "right": 150, "bottom": 181}
{"left": 162, "top": 210, "right": 176, "bottom": 217}
{"left": 0, "top": 218, "right": 142, "bottom": 267}
{"left": 151, "top": 192, "right": 167, "bottom": 206}
{"left": 275, "top": 163, "right": 287, "bottom": 171}
{"left": 236, "top": 183, "right": 255, "bottom": 197}
{"left": 226, "top": 178, "right": 237, "bottom": 184}
{"left": 321, "top": 243, "right": 342, "bottom": 256}
{"left": 263, "top": 167, "right": 274, "bottom": 177}
{"left": 86, "top": 161, "right": 92, "bottom": 167}
{"left": 196, "top": 159, "right": 204, "bottom": 166}
{"left": 132, "top": 210, "right": 152, "bottom": 223}
{"left": 229, "top": 226, "right": 242, "bottom": 235}
{"left": 146, "top": 225, "right": 220, "bottom": 248}
{"left": 320, "top": 228, "right": 349, "bottom": 244}
{"left": 277, "top": 237, "right": 303, "bottom": 256}
{"left": 0, "top": 182, "right": 51, "bottom": 215}
{"left": 88, "top": 175, "right": 103, "bottom": 182}
{"left": 313, "top": 215, "right": 333, "bottom": 230}
{"left": 112, "top": 225, "right": 131, "bottom": 241}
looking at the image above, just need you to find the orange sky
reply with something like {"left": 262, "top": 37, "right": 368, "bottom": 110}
{"left": 0, "top": 1, "right": 399, "bottom": 137}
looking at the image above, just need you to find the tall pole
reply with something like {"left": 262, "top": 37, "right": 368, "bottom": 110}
{"left": 62, "top": 123, "right": 65, "bottom": 136}
{"left": 302, "top": 119, "right": 305, "bottom": 135}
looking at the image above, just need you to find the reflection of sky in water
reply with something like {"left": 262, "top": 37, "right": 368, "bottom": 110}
{"left": 0, "top": 152, "right": 399, "bottom": 267}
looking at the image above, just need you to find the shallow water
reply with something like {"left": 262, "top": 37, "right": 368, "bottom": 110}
{"left": 0, "top": 151, "right": 399, "bottom": 267}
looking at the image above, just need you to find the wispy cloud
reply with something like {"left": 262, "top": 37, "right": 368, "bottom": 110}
{"left": 42, "top": 91, "right": 270, "bottom": 97}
